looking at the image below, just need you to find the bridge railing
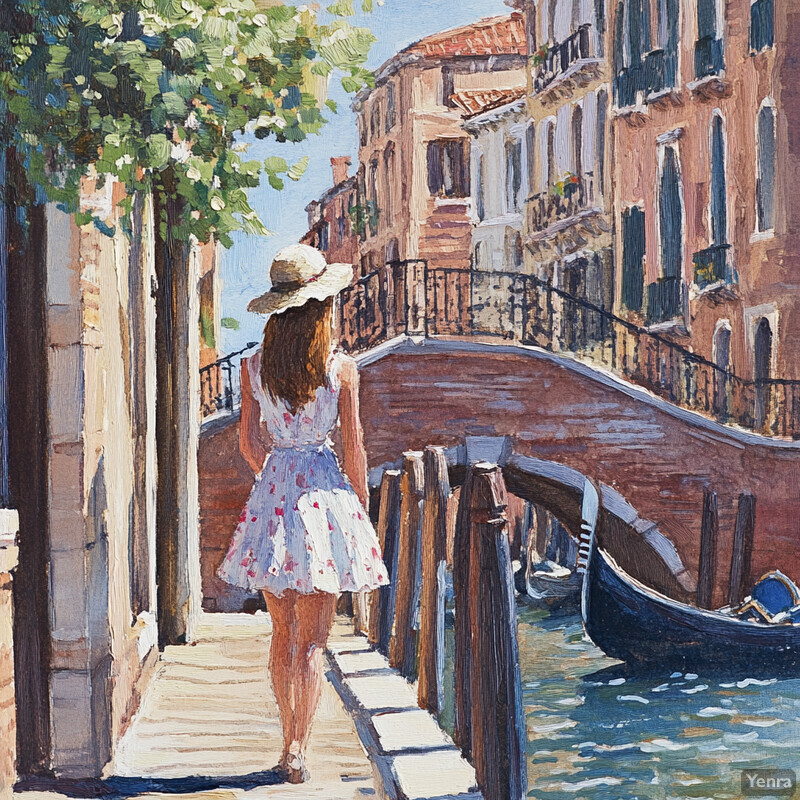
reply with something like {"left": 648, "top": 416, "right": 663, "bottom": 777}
{"left": 360, "top": 447, "right": 527, "bottom": 800}
{"left": 336, "top": 262, "right": 800, "bottom": 439}
{"left": 200, "top": 342, "right": 259, "bottom": 419}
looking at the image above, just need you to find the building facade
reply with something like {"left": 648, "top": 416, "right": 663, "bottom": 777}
{"left": 522, "top": 0, "right": 614, "bottom": 334}
{"left": 1, "top": 172, "right": 211, "bottom": 779}
{"left": 301, "top": 156, "right": 359, "bottom": 269}
{"left": 459, "top": 88, "right": 529, "bottom": 336}
{"left": 610, "top": 0, "right": 791, "bottom": 418}
{"left": 352, "top": 14, "right": 528, "bottom": 276}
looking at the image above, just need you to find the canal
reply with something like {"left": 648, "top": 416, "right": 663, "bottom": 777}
{"left": 517, "top": 602, "right": 800, "bottom": 799}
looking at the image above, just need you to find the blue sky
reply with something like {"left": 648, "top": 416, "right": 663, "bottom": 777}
{"left": 219, "top": 0, "right": 512, "bottom": 354}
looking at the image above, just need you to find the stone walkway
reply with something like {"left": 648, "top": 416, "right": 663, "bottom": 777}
{"left": 16, "top": 612, "right": 480, "bottom": 800}
{"left": 17, "top": 613, "right": 377, "bottom": 800}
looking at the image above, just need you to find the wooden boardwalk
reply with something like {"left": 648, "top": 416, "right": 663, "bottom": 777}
{"left": 17, "top": 613, "right": 378, "bottom": 800}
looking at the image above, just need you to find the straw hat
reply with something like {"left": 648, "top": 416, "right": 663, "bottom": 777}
{"left": 248, "top": 244, "right": 353, "bottom": 315}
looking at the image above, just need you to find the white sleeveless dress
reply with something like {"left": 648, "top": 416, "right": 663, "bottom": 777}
{"left": 217, "top": 350, "right": 389, "bottom": 597}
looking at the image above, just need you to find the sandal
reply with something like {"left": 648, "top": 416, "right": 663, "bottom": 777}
{"left": 285, "top": 751, "right": 310, "bottom": 784}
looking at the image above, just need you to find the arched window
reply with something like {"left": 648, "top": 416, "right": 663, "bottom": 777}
{"left": 753, "top": 316, "right": 773, "bottom": 430}
{"left": 526, "top": 122, "right": 536, "bottom": 193}
{"left": 756, "top": 103, "right": 776, "bottom": 232}
{"left": 713, "top": 322, "right": 732, "bottom": 418}
{"left": 571, "top": 105, "right": 583, "bottom": 179}
{"left": 596, "top": 90, "right": 608, "bottom": 197}
{"left": 651, "top": 146, "right": 683, "bottom": 322}
{"left": 710, "top": 114, "right": 727, "bottom": 246}
{"left": 547, "top": 120, "right": 557, "bottom": 188}
{"left": 506, "top": 138, "right": 523, "bottom": 212}
{"left": 476, "top": 152, "right": 486, "bottom": 222}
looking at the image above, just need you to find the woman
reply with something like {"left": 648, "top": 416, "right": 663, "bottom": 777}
{"left": 218, "top": 244, "right": 388, "bottom": 783}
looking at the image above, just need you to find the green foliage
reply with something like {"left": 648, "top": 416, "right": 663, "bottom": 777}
{"left": 220, "top": 316, "right": 240, "bottom": 330}
{"left": 347, "top": 199, "right": 378, "bottom": 237}
{"left": 0, "top": 0, "right": 376, "bottom": 246}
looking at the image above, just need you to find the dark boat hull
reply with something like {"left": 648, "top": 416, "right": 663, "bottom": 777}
{"left": 582, "top": 538, "right": 800, "bottom": 673}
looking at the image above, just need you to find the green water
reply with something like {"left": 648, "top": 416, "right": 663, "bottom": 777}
{"left": 517, "top": 603, "right": 800, "bottom": 800}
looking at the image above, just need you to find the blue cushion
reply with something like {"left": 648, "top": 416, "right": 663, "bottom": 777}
{"left": 751, "top": 571, "right": 800, "bottom": 616}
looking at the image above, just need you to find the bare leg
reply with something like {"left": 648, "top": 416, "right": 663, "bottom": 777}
{"left": 262, "top": 591, "right": 298, "bottom": 761}
{"left": 292, "top": 592, "right": 338, "bottom": 756}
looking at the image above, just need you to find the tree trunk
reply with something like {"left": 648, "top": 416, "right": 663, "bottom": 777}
{"left": 153, "top": 172, "right": 196, "bottom": 648}
{"left": 6, "top": 150, "right": 53, "bottom": 775}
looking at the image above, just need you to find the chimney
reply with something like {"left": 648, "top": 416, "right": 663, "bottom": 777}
{"left": 331, "top": 156, "right": 352, "bottom": 186}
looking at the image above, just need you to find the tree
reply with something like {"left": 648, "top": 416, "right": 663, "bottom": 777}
{"left": 0, "top": 0, "right": 375, "bottom": 243}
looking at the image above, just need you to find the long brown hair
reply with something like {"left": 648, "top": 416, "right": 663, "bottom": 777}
{"left": 260, "top": 297, "right": 334, "bottom": 414}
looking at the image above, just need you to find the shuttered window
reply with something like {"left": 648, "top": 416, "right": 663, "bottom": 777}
{"left": 427, "top": 139, "right": 470, "bottom": 198}
{"left": 622, "top": 206, "right": 645, "bottom": 312}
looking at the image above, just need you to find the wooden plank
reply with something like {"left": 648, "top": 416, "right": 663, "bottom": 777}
{"left": 697, "top": 488, "right": 719, "bottom": 609}
{"left": 467, "top": 463, "right": 527, "bottom": 800}
{"left": 728, "top": 492, "right": 756, "bottom": 605}
{"left": 369, "top": 470, "right": 402, "bottom": 654}
{"left": 452, "top": 467, "right": 472, "bottom": 757}
{"left": 389, "top": 452, "right": 424, "bottom": 680}
{"left": 418, "top": 446, "right": 450, "bottom": 714}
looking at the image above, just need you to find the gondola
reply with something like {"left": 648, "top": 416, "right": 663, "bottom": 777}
{"left": 525, "top": 560, "right": 582, "bottom": 609}
{"left": 581, "top": 532, "right": 800, "bottom": 673}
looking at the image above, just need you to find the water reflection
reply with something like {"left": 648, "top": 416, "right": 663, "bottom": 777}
{"left": 517, "top": 603, "right": 800, "bottom": 800}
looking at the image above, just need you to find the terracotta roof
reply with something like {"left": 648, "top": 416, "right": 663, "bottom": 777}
{"left": 402, "top": 12, "right": 527, "bottom": 59}
{"left": 452, "top": 86, "right": 527, "bottom": 118}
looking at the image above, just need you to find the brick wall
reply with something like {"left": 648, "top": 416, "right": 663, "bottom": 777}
{"left": 198, "top": 415, "right": 263, "bottom": 612}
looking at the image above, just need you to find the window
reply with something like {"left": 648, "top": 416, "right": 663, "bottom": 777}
{"left": 695, "top": 0, "right": 723, "bottom": 77}
{"left": 370, "top": 102, "right": 380, "bottom": 140}
{"left": 650, "top": 146, "right": 683, "bottom": 322}
{"left": 571, "top": 105, "right": 583, "bottom": 179}
{"left": 441, "top": 66, "right": 456, "bottom": 108}
{"left": 319, "top": 222, "right": 329, "bottom": 252}
{"left": 368, "top": 160, "right": 378, "bottom": 236}
{"left": 359, "top": 116, "right": 367, "bottom": 147}
{"left": 750, "top": 0, "right": 774, "bottom": 52}
{"left": 383, "top": 146, "right": 395, "bottom": 224}
{"left": 596, "top": 90, "right": 608, "bottom": 197}
{"left": 476, "top": 152, "right": 485, "bottom": 222}
{"left": 621, "top": 206, "right": 645, "bottom": 312}
{"left": 427, "top": 139, "right": 469, "bottom": 198}
{"left": 506, "top": 139, "right": 522, "bottom": 212}
{"left": 337, "top": 214, "right": 346, "bottom": 244}
{"left": 710, "top": 115, "right": 727, "bottom": 246}
{"left": 756, "top": 103, "right": 776, "bottom": 232}
{"left": 526, "top": 122, "right": 536, "bottom": 191}
{"left": 547, "top": 120, "right": 556, "bottom": 188}
{"left": 506, "top": 229, "right": 523, "bottom": 269}
{"left": 385, "top": 82, "right": 396, "bottom": 131}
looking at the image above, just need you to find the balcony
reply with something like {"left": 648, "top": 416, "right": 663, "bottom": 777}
{"left": 614, "top": 49, "right": 678, "bottom": 110}
{"left": 529, "top": 174, "right": 594, "bottom": 233}
{"left": 694, "top": 36, "right": 724, "bottom": 78}
{"left": 646, "top": 276, "right": 684, "bottom": 326}
{"left": 533, "top": 24, "right": 601, "bottom": 104}
{"left": 693, "top": 244, "right": 733, "bottom": 291}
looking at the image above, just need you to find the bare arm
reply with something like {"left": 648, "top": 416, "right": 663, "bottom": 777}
{"left": 239, "top": 356, "right": 270, "bottom": 474}
{"left": 337, "top": 355, "right": 369, "bottom": 507}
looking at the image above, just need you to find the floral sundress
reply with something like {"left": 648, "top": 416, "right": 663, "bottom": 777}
{"left": 217, "top": 349, "right": 389, "bottom": 596}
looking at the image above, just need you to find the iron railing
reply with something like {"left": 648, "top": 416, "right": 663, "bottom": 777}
{"left": 200, "top": 342, "right": 259, "bottom": 419}
{"left": 528, "top": 173, "right": 595, "bottom": 232}
{"left": 533, "top": 24, "right": 593, "bottom": 94}
{"left": 337, "top": 261, "right": 800, "bottom": 438}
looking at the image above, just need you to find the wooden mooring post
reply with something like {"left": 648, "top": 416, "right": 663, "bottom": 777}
{"left": 369, "top": 469, "right": 402, "bottom": 655}
{"left": 452, "top": 460, "right": 473, "bottom": 757}
{"left": 418, "top": 446, "right": 450, "bottom": 715}
{"left": 390, "top": 451, "right": 424, "bottom": 680}
{"left": 728, "top": 492, "right": 756, "bottom": 606}
{"left": 464, "top": 462, "right": 527, "bottom": 800}
{"left": 697, "top": 488, "right": 719, "bottom": 609}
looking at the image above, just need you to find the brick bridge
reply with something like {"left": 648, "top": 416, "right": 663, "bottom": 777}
{"left": 199, "top": 334, "right": 800, "bottom": 613}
